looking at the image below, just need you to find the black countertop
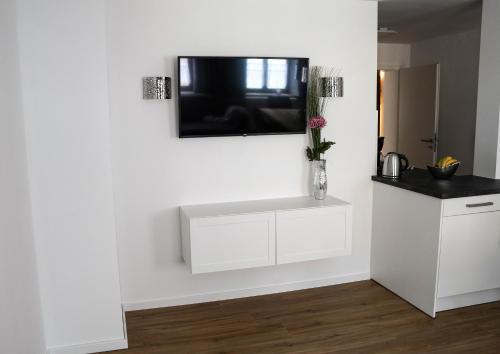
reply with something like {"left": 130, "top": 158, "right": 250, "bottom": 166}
{"left": 372, "top": 168, "right": 500, "bottom": 199}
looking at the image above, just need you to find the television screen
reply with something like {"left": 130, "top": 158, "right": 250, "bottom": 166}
{"left": 178, "top": 56, "right": 309, "bottom": 138}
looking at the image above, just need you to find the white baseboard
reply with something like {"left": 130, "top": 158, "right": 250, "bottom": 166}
{"left": 47, "top": 338, "right": 127, "bottom": 354}
{"left": 46, "top": 306, "right": 128, "bottom": 354}
{"left": 123, "top": 271, "right": 370, "bottom": 311}
{"left": 436, "top": 288, "right": 500, "bottom": 312}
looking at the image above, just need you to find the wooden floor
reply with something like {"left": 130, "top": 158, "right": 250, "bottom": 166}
{"left": 105, "top": 281, "right": 500, "bottom": 354}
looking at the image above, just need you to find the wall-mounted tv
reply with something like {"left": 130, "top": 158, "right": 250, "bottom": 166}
{"left": 177, "top": 56, "right": 309, "bottom": 138}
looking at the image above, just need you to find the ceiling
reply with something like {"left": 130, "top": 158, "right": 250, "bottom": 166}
{"left": 378, "top": 0, "right": 483, "bottom": 43}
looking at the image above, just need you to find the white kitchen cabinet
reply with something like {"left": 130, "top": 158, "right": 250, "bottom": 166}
{"left": 438, "top": 211, "right": 500, "bottom": 298}
{"left": 442, "top": 194, "right": 500, "bottom": 216}
{"left": 372, "top": 182, "right": 500, "bottom": 317}
{"left": 181, "top": 196, "right": 352, "bottom": 274}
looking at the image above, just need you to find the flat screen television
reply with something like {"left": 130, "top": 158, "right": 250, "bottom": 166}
{"left": 177, "top": 56, "right": 309, "bottom": 138}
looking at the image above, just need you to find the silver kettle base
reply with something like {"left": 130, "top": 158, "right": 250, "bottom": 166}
{"left": 381, "top": 175, "right": 400, "bottom": 179}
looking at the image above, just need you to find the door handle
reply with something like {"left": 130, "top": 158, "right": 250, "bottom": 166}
{"left": 421, "top": 138, "right": 433, "bottom": 143}
{"left": 466, "top": 202, "right": 494, "bottom": 208}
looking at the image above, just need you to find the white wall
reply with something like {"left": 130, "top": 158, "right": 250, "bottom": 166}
{"left": 0, "top": 0, "right": 46, "bottom": 352}
{"left": 474, "top": 0, "right": 500, "bottom": 178}
{"left": 106, "top": 0, "right": 378, "bottom": 309}
{"left": 16, "top": 0, "right": 125, "bottom": 351}
{"left": 411, "top": 29, "right": 481, "bottom": 175}
{"left": 378, "top": 43, "right": 411, "bottom": 69}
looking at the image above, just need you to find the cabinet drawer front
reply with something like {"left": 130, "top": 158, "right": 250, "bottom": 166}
{"left": 437, "top": 211, "right": 500, "bottom": 298}
{"left": 276, "top": 206, "right": 352, "bottom": 264}
{"left": 191, "top": 213, "right": 275, "bottom": 274}
{"left": 443, "top": 194, "right": 500, "bottom": 217}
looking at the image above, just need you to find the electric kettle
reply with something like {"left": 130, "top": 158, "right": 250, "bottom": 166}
{"left": 382, "top": 152, "right": 409, "bottom": 178}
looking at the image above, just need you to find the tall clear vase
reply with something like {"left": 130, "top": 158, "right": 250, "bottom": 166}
{"left": 312, "top": 159, "right": 327, "bottom": 200}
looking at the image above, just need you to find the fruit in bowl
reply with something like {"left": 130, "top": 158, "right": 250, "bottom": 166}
{"left": 427, "top": 156, "right": 460, "bottom": 179}
{"left": 436, "top": 156, "right": 459, "bottom": 168}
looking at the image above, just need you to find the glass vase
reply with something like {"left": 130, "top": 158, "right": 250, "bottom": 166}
{"left": 312, "top": 159, "right": 327, "bottom": 200}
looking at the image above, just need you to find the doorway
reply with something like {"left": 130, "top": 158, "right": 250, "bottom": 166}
{"left": 377, "top": 0, "right": 482, "bottom": 174}
{"left": 378, "top": 65, "right": 440, "bottom": 169}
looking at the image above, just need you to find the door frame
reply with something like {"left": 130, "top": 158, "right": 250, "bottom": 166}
{"left": 432, "top": 64, "right": 441, "bottom": 165}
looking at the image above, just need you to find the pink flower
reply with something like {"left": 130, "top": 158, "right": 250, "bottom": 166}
{"left": 309, "top": 116, "right": 327, "bottom": 129}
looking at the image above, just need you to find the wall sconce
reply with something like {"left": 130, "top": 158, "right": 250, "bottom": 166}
{"left": 320, "top": 77, "right": 344, "bottom": 98}
{"left": 142, "top": 77, "right": 171, "bottom": 99}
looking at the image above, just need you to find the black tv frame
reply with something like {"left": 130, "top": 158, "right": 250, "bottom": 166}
{"left": 177, "top": 55, "right": 309, "bottom": 138}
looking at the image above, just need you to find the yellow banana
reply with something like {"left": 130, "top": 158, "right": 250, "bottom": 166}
{"left": 437, "top": 156, "right": 455, "bottom": 168}
{"left": 445, "top": 158, "right": 458, "bottom": 167}
{"left": 438, "top": 157, "right": 448, "bottom": 168}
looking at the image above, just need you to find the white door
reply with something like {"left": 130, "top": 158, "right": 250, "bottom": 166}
{"left": 398, "top": 64, "right": 440, "bottom": 168}
{"left": 380, "top": 70, "right": 400, "bottom": 155}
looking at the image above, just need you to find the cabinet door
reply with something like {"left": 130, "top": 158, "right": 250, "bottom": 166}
{"left": 190, "top": 212, "right": 275, "bottom": 274}
{"left": 438, "top": 211, "right": 500, "bottom": 298}
{"left": 276, "top": 206, "right": 352, "bottom": 264}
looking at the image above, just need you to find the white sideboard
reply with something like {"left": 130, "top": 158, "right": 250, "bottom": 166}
{"left": 372, "top": 182, "right": 500, "bottom": 317}
{"left": 180, "top": 196, "right": 352, "bottom": 274}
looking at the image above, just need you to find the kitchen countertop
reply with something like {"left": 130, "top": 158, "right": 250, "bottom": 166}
{"left": 372, "top": 168, "right": 500, "bottom": 199}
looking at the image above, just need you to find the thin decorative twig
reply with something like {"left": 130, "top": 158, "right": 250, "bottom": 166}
{"left": 305, "top": 66, "right": 336, "bottom": 162}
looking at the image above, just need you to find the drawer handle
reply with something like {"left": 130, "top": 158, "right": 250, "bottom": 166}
{"left": 465, "top": 202, "right": 494, "bottom": 208}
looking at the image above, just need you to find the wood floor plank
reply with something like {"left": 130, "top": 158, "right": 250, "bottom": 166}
{"left": 102, "top": 281, "right": 500, "bottom": 354}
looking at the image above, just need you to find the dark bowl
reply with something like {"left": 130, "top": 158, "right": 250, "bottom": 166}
{"left": 427, "top": 163, "right": 460, "bottom": 180}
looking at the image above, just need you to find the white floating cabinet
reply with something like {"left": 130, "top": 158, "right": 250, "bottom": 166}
{"left": 184, "top": 212, "right": 276, "bottom": 274}
{"left": 181, "top": 196, "right": 352, "bottom": 274}
{"left": 276, "top": 206, "right": 351, "bottom": 265}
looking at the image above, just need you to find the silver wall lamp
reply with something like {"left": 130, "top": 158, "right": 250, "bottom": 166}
{"left": 320, "top": 76, "right": 344, "bottom": 98}
{"left": 142, "top": 77, "right": 171, "bottom": 99}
